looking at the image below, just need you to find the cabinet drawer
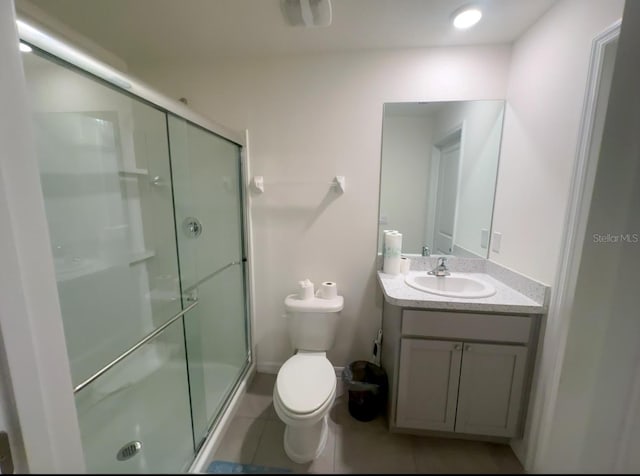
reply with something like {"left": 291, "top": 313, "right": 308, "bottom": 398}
{"left": 402, "top": 310, "right": 532, "bottom": 344}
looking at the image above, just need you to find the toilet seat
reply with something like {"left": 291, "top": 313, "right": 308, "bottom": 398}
{"left": 275, "top": 352, "right": 336, "bottom": 416}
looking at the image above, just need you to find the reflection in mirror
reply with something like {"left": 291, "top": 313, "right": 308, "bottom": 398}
{"left": 378, "top": 100, "right": 505, "bottom": 258}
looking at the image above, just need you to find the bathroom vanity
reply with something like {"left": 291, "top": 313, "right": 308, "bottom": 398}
{"left": 377, "top": 258, "right": 548, "bottom": 441}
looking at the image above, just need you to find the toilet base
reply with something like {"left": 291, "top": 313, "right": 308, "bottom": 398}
{"left": 283, "top": 415, "right": 329, "bottom": 464}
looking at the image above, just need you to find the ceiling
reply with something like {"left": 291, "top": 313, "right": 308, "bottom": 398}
{"left": 22, "top": 0, "right": 558, "bottom": 65}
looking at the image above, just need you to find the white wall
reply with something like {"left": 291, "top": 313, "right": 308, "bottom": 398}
{"left": 133, "top": 46, "right": 510, "bottom": 368}
{"left": 379, "top": 114, "right": 433, "bottom": 254}
{"left": 492, "top": 0, "right": 625, "bottom": 468}
{"left": 536, "top": 0, "right": 640, "bottom": 470}
{"left": 490, "top": 0, "right": 625, "bottom": 285}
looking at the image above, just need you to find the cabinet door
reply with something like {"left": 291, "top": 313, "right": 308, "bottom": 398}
{"left": 396, "top": 338, "right": 462, "bottom": 431}
{"left": 455, "top": 343, "right": 528, "bottom": 437}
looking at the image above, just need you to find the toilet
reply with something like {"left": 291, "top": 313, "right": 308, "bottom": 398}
{"left": 273, "top": 292, "right": 343, "bottom": 463}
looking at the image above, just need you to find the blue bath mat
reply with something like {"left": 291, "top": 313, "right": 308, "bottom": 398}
{"left": 206, "top": 460, "right": 291, "bottom": 474}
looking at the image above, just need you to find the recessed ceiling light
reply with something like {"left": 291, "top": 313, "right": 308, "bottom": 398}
{"left": 19, "top": 42, "right": 32, "bottom": 53}
{"left": 452, "top": 6, "right": 482, "bottom": 30}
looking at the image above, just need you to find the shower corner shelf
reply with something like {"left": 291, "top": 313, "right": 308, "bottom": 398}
{"left": 251, "top": 175, "right": 346, "bottom": 194}
{"left": 118, "top": 168, "right": 149, "bottom": 177}
{"left": 129, "top": 250, "right": 156, "bottom": 266}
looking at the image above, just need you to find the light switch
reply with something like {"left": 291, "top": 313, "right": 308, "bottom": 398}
{"left": 481, "top": 229, "right": 489, "bottom": 249}
{"left": 379, "top": 215, "right": 388, "bottom": 225}
{"left": 491, "top": 232, "right": 502, "bottom": 253}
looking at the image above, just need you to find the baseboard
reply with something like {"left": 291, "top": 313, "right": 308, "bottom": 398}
{"left": 256, "top": 362, "right": 280, "bottom": 374}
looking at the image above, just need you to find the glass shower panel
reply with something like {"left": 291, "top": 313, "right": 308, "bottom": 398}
{"left": 167, "top": 116, "right": 244, "bottom": 288}
{"left": 74, "top": 321, "right": 194, "bottom": 473}
{"left": 23, "top": 51, "right": 194, "bottom": 472}
{"left": 23, "top": 46, "right": 251, "bottom": 471}
{"left": 182, "top": 263, "right": 248, "bottom": 441}
{"left": 168, "top": 116, "right": 249, "bottom": 446}
{"left": 22, "top": 52, "right": 182, "bottom": 388}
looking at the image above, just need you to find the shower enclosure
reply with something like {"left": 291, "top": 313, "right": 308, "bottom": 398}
{"left": 21, "top": 46, "right": 250, "bottom": 473}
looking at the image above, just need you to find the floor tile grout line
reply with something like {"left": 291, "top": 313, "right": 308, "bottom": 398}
{"left": 331, "top": 420, "right": 337, "bottom": 474}
{"left": 248, "top": 417, "right": 269, "bottom": 466}
{"left": 409, "top": 435, "right": 419, "bottom": 474}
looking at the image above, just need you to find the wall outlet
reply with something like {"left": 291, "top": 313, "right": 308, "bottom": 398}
{"left": 491, "top": 231, "right": 502, "bottom": 253}
{"left": 481, "top": 229, "right": 489, "bottom": 249}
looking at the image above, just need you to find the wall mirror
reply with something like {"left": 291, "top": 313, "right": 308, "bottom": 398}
{"left": 378, "top": 100, "right": 505, "bottom": 258}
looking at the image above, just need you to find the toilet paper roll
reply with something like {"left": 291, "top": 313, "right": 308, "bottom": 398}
{"left": 400, "top": 257, "right": 411, "bottom": 274}
{"left": 382, "top": 229, "right": 397, "bottom": 255}
{"left": 383, "top": 230, "right": 399, "bottom": 253}
{"left": 318, "top": 281, "right": 338, "bottom": 299}
{"left": 383, "top": 230, "right": 402, "bottom": 254}
{"left": 383, "top": 230, "right": 397, "bottom": 246}
{"left": 383, "top": 232, "right": 402, "bottom": 274}
{"left": 298, "top": 278, "right": 315, "bottom": 300}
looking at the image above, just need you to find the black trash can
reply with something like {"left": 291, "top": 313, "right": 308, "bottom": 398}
{"left": 342, "top": 361, "right": 388, "bottom": 422}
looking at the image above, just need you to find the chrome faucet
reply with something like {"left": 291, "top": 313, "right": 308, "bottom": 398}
{"left": 422, "top": 246, "right": 431, "bottom": 257}
{"left": 428, "top": 257, "right": 450, "bottom": 277}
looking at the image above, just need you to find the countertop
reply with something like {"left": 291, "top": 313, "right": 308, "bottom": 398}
{"left": 377, "top": 270, "right": 545, "bottom": 314}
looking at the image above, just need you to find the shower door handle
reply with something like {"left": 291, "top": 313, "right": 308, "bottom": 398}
{"left": 185, "top": 289, "right": 198, "bottom": 303}
{"left": 73, "top": 299, "right": 200, "bottom": 394}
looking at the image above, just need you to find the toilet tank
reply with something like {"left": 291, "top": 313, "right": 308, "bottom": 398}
{"left": 284, "top": 295, "right": 344, "bottom": 351}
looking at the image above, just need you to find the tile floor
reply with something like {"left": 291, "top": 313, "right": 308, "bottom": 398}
{"left": 206, "top": 373, "right": 524, "bottom": 474}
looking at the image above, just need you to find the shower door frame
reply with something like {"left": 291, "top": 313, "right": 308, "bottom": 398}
{"left": 0, "top": 3, "right": 84, "bottom": 472}
{"left": 0, "top": 10, "right": 255, "bottom": 472}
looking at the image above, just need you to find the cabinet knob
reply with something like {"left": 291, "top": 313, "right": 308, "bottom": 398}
{"left": 453, "top": 344, "right": 462, "bottom": 351}
{"left": 464, "top": 345, "right": 471, "bottom": 351}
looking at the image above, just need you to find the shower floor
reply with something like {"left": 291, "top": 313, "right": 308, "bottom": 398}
{"left": 77, "top": 360, "right": 242, "bottom": 473}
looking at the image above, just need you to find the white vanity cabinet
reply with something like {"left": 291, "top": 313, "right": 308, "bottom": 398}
{"left": 396, "top": 338, "right": 462, "bottom": 431}
{"left": 382, "top": 303, "right": 540, "bottom": 440}
{"left": 397, "top": 338, "right": 528, "bottom": 437}
{"left": 455, "top": 342, "right": 528, "bottom": 437}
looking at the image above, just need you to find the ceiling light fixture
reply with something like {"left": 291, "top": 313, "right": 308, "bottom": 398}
{"left": 19, "top": 41, "right": 32, "bottom": 53}
{"left": 452, "top": 6, "right": 482, "bottom": 30}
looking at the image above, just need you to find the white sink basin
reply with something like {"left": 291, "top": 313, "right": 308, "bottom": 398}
{"left": 404, "top": 272, "right": 496, "bottom": 298}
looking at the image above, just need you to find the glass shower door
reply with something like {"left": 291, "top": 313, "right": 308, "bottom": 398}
{"left": 23, "top": 51, "right": 194, "bottom": 472}
{"left": 168, "top": 115, "right": 249, "bottom": 446}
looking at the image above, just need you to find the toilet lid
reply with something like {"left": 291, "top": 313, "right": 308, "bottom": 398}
{"left": 276, "top": 354, "right": 336, "bottom": 414}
